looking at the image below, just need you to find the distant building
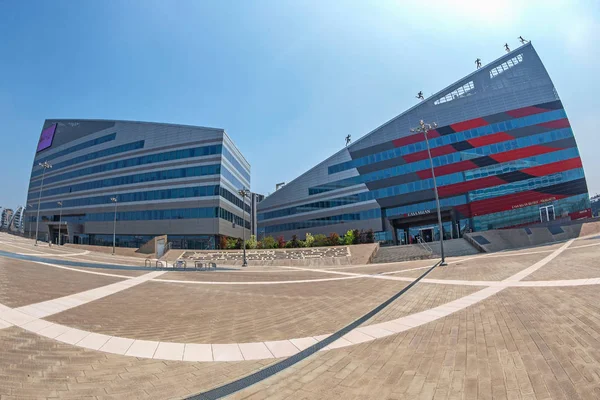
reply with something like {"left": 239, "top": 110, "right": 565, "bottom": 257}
{"left": 258, "top": 43, "right": 591, "bottom": 244}
{"left": 1, "top": 208, "right": 13, "bottom": 229}
{"left": 25, "top": 120, "right": 250, "bottom": 249}
{"left": 251, "top": 192, "right": 265, "bottom": 237}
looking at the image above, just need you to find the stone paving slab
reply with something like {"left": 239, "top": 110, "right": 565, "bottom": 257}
{"left": 394, "top": 253, "right": 548, "bottom": 281}
{"left": 157, "top": 270, "right": 340, "bottom": 282}
{"left": 229, "top": 285, "right": 600, "bottom": 400}
{"left": 523, "top": 245, "right": 600, "bottom": 281}
{"left": 67, "top": 266, "right": 148, "bottom": 277}
{"left": 0, "top": 326, "right": 272, "bottom": 399}
{"left": 366, "top": 282, "right": 485, "bottom": 325}
{"left": 0, "top": 258, "right": 125, "bottom": 308}
{"left": 46, "top": 278, "right": 409, "bottom": 343}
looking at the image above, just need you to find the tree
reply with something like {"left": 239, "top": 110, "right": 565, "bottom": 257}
{"left": 219, "top": 235, "right": 228, "bottom": 249}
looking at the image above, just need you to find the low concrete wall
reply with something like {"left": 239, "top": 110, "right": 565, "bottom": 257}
{"left": 137, "top": 235, "right": 167, "bottom": 256}
{"left": 465, "top": 218, "right": 600, "bottom": 253}
{"left": 64, "top": 244, "right": 152, "bottom": 258}
{"left": 171, "top": 243, "right": 379, "bottom": 266}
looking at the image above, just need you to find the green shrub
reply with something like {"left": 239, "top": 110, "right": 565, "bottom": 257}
{"left": 226, "top": 237, "right": 238, "bottom": 249}
{"left": 312, "top": 234, "right": 328, "bottom": 247}
{"left": 366, "top": 229, "right": 375, "bottom": 243}
{"left": 352, "top": 229, "right": 360, "bottom": 245}
{"left": 289, "top": 234, "right": 302, "bottom": 248}
{"left": 305, "top": 233, "right": 314, "bottom": 247}
{"left": 246, "top": 235, "right": 257, "bottom": 249}
{"left": 262, "top": 236, "right": 277, "bottom": 249}
{"left": 343, "top": 230, "right": 354, "bottom": 246}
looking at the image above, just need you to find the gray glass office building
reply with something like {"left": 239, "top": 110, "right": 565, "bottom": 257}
{"left": 257, "top": 43, "right": 591, "bottom": 243}
{"left": 25, "top": 119, "right": 251, "bottom": 249}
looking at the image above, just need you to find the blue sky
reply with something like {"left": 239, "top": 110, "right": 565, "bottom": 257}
{"left": 1, "top": 0, "right": 599, "bottom": 210}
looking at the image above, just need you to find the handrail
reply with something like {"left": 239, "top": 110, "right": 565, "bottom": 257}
{"left": 416, "top": 236, "right": 433, "bottom": 254}
{"left": 155, "top": 260, "right": 166, "bottom": 268}
{"left": 144, "top": 259, "right": 152, "bottom": 268}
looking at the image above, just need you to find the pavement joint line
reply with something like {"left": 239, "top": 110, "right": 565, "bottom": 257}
{"left": 187, "top": 260, "right": 442, "bottom": 400}
{"left": 0, "top": 235, "right": 598, "bottom": 365}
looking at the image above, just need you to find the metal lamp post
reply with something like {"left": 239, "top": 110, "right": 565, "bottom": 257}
{"left": 57, "top": 201, "right": 63, "bottom": 245}
{"left": 35, "top": 161, "right": 52, "bottom": 246}
{"left": 411, "top": 120, "right": 447, "bottom": 266}
{"left": 110, "top": 197, "right": 118, "bottom": 255}
{"left": 238, "top": 188, "right": 250, "bottom": 267}
{"left": 27, "top": 204, "right": 33, "bottom": 239}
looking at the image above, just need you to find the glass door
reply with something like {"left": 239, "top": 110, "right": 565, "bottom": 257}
{"left": 539, "top": 205, "right": 555, "bottom": 223}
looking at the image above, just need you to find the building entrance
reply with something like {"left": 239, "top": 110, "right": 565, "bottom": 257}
{"left": 419, "top": 227, "right": 435, "bottom": 243}
{"left": 387, "top": 207, "right": 464, "bottom": 246}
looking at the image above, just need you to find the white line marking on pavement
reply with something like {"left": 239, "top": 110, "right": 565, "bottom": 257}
{"left": 1, "top": 237, "right": 599, "bottom": 363}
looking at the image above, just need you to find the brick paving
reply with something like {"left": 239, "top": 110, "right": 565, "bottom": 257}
{"left": 0, "top": 326, "right": 272, "bottom": 399}
{"left": 0, "top": 258, "right": 124, "bottom": 308}
{"left": 394, "top": 253, "right": 549, "bottom": 281}
{"left": 1, "top": 233, "right": 600, "bottom": 399}
{"left": 229, "top": 285, "right": 600, "bottom": 400}
{"left": 157, "top": 270, "right": 338, "bottom": 282}
{"left": 524, "top": 246, "right": 600, "bottom": 281}
{"left": 47, "top": 278, "right": 410, "bottom": 343}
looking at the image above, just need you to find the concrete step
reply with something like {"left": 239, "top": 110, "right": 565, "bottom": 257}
{"left": 371, "top": 244, "right": 433, "bottom": 263}
{"left": 429, "top": 238, "right": 481, "bottom": 257}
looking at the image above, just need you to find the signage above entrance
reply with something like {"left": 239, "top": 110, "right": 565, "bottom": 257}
{"left": 406, "top": 209, "right": 432, "bottom": 217}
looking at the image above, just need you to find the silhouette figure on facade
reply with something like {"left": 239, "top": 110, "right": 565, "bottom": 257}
{"left": 475, "top": 58, "right": 482, "bottom": 69}
{"left": 416, "top": 91, "right": 424, "bottom": 100}
{"left": 518, "top": 36, "right": 528, "bottom": 44}
{"left": 345, "top": 134, "right": 351, "bottom": 147}
{"left": 504, "top": 43, "right": 510, "bottom": 52}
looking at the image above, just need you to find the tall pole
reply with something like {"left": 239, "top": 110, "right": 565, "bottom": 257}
{"left": 238, "top": 188, "right": 249, "bottom": 267}
{"left": 57, "top": 201, "right": 63, "bottom": 245}
{"left": 411, "top": 120, "right": 447, "bottom": 266}
{"left": 35, "top": 161, "right": 52, "bottom": 246}
{"left": 111, "top": 197, "right": 118, "bottom": 255}
{"left": 27, "top": 204, "right": 33, "bottom": 239}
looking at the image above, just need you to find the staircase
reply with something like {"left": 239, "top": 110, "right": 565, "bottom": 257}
{"left": 371, "top": 244, "right": 434, "bottom": 263}
{"left": 371, "top": 238, "right": 480, "bottom": 263}
{"left": 429, "top": 238, "right": 481, "bottom": 257}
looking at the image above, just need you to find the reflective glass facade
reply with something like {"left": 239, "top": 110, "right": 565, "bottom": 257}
{"left": 257, "top": 44, "right": 591, "bottom": 241}
{"left": 26, "top": 119, "right": 251, "bottom": 249}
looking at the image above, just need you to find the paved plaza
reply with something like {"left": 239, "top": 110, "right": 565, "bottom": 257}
{"left": 1, "top": 233, "right": 600, "bottom": 399}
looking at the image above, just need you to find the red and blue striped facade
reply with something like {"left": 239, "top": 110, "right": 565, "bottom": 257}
{"left": 257, "top": 44, "right": 590, "bottom": 240}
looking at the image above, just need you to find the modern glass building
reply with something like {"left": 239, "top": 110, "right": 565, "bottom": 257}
{"left": 25, "top": 119, "right": 251, "bottom": 249}
{"left": 257, "top": 43, "right": 591, "bottom": 244}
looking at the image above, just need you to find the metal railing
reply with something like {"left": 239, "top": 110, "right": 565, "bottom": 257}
{"left": 416, "top": 236, "right": 433, "bottom": 254}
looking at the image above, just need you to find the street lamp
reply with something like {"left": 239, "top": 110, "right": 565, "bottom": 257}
{"left": 411, "top": 120, "right": 447, "bottom": 266}
{"left": 27, "top": 204, "right": 33, "bottom": 239}
{"left": 110, "top": 197, "right": 118, "bottom": 255}
{"left": 35, "top": 161, "right": 52, "bottom": 246}
{"left": 57, "top": 201, "right": 63, "bottom": 245}
{"left": 238, "top": 188, "right": 250, "bottom": 267}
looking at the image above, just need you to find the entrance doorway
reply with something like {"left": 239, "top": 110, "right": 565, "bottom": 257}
{"left": 419, "top": 227, "right": 434, "bottom": 243}
{"left": 539, "top": 205, "right": 555, "bottom": 223}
